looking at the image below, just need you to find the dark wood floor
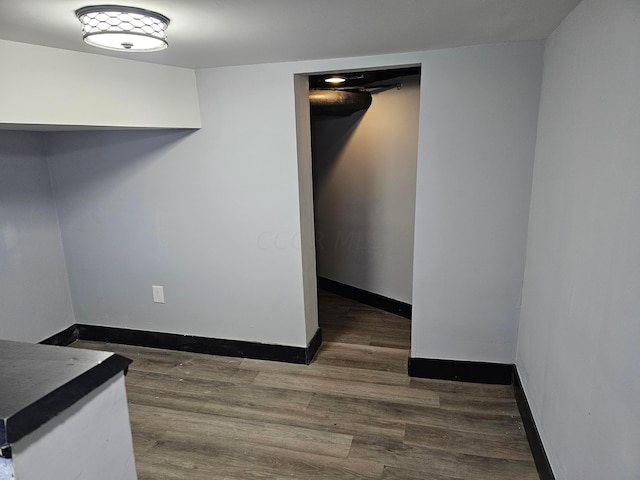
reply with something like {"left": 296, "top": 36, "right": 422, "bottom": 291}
{"left": 71, "top": 290, "right": 538, "bottom": 479}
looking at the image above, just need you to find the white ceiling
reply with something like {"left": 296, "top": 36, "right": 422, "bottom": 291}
{"left": 0, "top": 0, "right": 581, "bottom": 69}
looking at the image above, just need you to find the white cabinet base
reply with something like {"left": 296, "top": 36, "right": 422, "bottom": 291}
{"left": 11, "top": 373, "right": 136, "bottom": 480}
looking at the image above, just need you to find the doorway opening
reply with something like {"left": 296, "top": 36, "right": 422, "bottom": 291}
{"left": 304, "top": 66, "right": 421, "bottom": 364}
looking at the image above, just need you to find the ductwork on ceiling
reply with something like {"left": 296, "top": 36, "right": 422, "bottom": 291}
{"left": 308, "top": 66, "right": 420, "bottom": 117}
{"left": 309, "top": 90, "right": 372, "bottom": 117}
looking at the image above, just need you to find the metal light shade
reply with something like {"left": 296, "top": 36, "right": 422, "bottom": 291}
{"left": 76, "top": 5, "right": 170, "bottom": 52}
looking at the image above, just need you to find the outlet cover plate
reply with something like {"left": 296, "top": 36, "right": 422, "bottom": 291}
{"left": 152, "top": 285, "right": 165, "bottom": 304}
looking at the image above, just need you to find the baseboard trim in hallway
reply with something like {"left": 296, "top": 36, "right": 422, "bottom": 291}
{"left": 42, "top": 324, "right": 322, "bottom": 365}
{"left": 317, "top": 276, "right": 412, "bottom": 319}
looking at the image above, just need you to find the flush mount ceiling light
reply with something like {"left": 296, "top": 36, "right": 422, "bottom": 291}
{"left": 75, "top": 5, "right": 170, "bottom": 52}
{"left": 325, "top": 76, "right": 347, "bottom": 84}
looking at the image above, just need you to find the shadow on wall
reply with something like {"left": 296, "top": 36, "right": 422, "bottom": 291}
{"left": 311, "top": 110, "right": 366, "bottom": 189}
{"left": 45, "top": 129, "right": 197, "bottom": 201}
{"left": 311, "top": 109, "right": 370, "bottom": 281}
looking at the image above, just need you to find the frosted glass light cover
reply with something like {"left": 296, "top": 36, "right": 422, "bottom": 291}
{"left": 76, "top": 5, "right": 170, "bottom": 52}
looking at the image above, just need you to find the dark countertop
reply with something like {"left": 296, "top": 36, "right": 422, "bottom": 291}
{"left": 0, "top": 340, "right": 131, "bottom": 452}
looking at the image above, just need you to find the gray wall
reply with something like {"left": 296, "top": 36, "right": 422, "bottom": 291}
{"left": 0, "top": 131, "right": 74, "bottom": 342}
{"left": 411, "top": 42, "right": 544, "bottom": 363}
{"left": 517, "top": 1, "right": 640, "bottom": 478}
{"left": 312, "top": 76, "right": 420, "bottom": 304}
{"left": 1, "top": 41, "right": 544, "bottom": 360}
{"left": 47, "top": 62, "right": 314, "bottom": 348}
{"left": 44, "top": 41, "right": 544, "bottom": 358}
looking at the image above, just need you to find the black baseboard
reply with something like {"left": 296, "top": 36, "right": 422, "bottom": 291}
{"left": 41, "top": 324, "right": 321, "bottom": 365}
{"left": 408, "top": 357, "right": 513, "bottom": 385}
{"left": 318, "top": 277, "right": 412, "bottom": 319}
{"left": 513, "top": 368, "right": 555, "bottom": 480}
{"left": 305, "top": 327, "right": 322, "bottom": 364}
{"left": 408, "top": 357, "right": 555, "bottom": 478}
{"left": 41, "top": 325, "right": 80, "bottom": 346}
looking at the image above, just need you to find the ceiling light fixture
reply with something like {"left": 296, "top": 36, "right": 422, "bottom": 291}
{"left": 75, "top": 5, "right": 170, "bottom": 52}
{"left": 325, "top": 76, "right": 347, "bottom": 84}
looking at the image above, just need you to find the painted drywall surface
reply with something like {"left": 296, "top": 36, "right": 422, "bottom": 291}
{"left": 0, "top": 39, "right": 200, "bottom": 129}
{"left": 45, "top": 54, "right": 421, "bottom": 348}
{"left": 12, "top": 373, "right": 137, "bottom": 480}
{"left": 45, "top": 53, "right": 422, "bottom": 349}
{"left": 47, "top": 42, "right": 542, "bottom": 354}
{"left": 294, "top": 75, "right": 320, "bottom": 343}
{"left": 0, "top": 131, "right": 75, "bottom": 342}
{"left": 312, "top": 76, "right": 419, "bottom": 304}
{"left": 47, "top": 66, "right": 311, "bottom": 347}
{"left": 516, "top": 1, "right": 640, "bottom": 478}
{"left": 411, "top": 42, "right": 544, "bottom": 363}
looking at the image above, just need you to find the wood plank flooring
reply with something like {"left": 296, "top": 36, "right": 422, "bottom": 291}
{"left": 70, "top": 289, "right": 538, "bottom": 479}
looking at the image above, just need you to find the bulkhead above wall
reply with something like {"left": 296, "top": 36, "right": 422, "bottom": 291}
{"left": 0, "top": 39, "right": 201, "bottom": 130}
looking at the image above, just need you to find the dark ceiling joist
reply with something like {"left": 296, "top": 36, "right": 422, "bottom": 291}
{"left": 309, "top": 66, "right": 420, "bottom": 90}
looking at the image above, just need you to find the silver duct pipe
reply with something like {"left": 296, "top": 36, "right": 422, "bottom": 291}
{"left": 309, "top": 90, "right": 372, "bottom": 116}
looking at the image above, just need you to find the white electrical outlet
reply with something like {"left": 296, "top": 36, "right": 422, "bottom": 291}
{"left": 152, "top": 285, "right": 165, "bottom": 304}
